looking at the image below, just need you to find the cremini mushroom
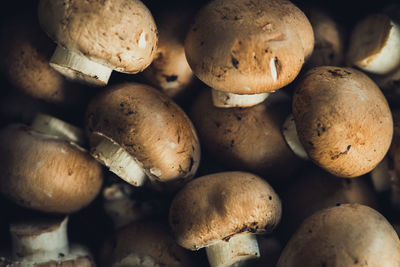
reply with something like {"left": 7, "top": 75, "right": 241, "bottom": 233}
{"left": 169, "top": 171, "right": 281, "bottom": 267}
{"left": 141, "top": 6, "right": 196, "bottom": 100}
{"left": 190, "top": 88, "right": 303, "bottom": 181}
{"left": 0, "top": 217, "right": 95, "bottom": 266}
{"left": 0, "top": 7, "right": 85, "bottom": 106}
{"left": 99, "top": 221, "right": 196, "bottom": 267}
{"left": 283, "top": 66, "right": 393, "bottom": 177}
{"left": 280, "top": 166, "right": 377, "bottom": 241}
{"left": 277, "top": 204, "right": 400, "bottom": 266}
{"left": 305, "top": 8, "right": 344, "bottom": 68}
{"left": 185, "top": 0, "right": 314, "bottom": 107}
{"left": 38, "top": 0, "right": 158, "bottom": 86}
{"left": 347, "top": 13, "right": 400, "bottom": 75}
{"left": 85, "top": 82, "right": 200, "bottom": 190}
{"left": 0, "top": 114, "right": 103, "bottom": 213}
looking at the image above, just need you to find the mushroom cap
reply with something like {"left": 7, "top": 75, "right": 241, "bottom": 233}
{"left": 0, "top": 124, "right": 103, "bottom": 213}
{"left": 277, "top": 204, "right": 400, "bottom": 266}
{"left": 99, "top": 221, "right": 195, "bottom": 267}
{"left": 280, "top": 166, "right": 377, "bottom": 240}
{"left": 184, "top": 0, "right": 313, "bottom": 94}
{"left": 190, "top": 88, "right": 302, "bottom": 180}
{"left": 85, "top": 82, "right": 200, "bottom": 185}
{"left": 38, "top": 0, "right": 158, "bottom": 73}
{"left": 141, "top": 7, "right": 195, "bottom": 99}
{"left": 293, "top": 66, "right": 393, "bottom": 177}
{"left": 0, "top": 9, "right": 84, "bottom": 106}
{"left": 169, "top": 171, "right": 281, "bottom": 250}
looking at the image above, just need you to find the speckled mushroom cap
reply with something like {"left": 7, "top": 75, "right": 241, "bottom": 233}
{"left": 85, "top": 82, "right": 200, "bottom": 186}
{"left": 277, "top": 204, "right": 400, "bottom": 266}
{"left": 190, "top": 88, "right": 303, "bottom": 180}
{"left": 169, "top": 171, "right": 281, "bottom": 250}
{"left": 0, "top": 10, "right": 84, "bottom": 106}
{"left": 38, "top": 0, "right": 158, "bottom": 74}
{"left": 293, "top": 66, "right": 393, "bottom": 178}
{"left": 185, "top": 0, "right": 314, "bottom": 94}
{"left": 280, "top": 166, "right": 377, "bottom": 240}
{"left": 99, "top": 221, "right": 196, "bottom": 267}
{"left": 0, "top": 124, "right": 103, "bottom": 213}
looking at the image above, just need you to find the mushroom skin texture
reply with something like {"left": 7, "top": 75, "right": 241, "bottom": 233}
{"left": 0, "top": 9, "right": 84, "bottom": 106}
{"left": 98, "top": 221, "right": 196, "bottom": 267}
{"left": 277, "top": 204, "right": 400, "bottom": 266}
{"left": 0, "top": 217, "right": 95, "bottom": 266}
{"left": 280, "top": 166, "right": 377, "bottom": 241}
{"left": 185, "top": 0, "right": 314, "bottom": 107}
{"left": 86, "top": 82, "right": 200, "bottom": 190}
{"left": 169, "top": 171, "right": 281, "bottom": 267}
{"left": 0, "top": 123, "right": 103, "bottom": 213}
{"left": 38, "top": 0, "right": 158, "bottom": 86}
{"left": 305, "top": 8, "right": 344, "bottom": 68}
{"left": 293, "top": 66, "right": 393, "bottom": 178}
{"left": 190, "top": 88, "right": 303, "bottom": 181}
{"left": 141, "top": 7, "right": 196, "bottom": 99}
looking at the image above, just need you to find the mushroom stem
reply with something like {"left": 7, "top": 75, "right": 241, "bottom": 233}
{"left": 31, "top": 113, "right": 85, "bottom": 145}
{"left": 348, "top": 15, "right": 400, "bottom": 75}
{"left": 370, "top": 156, "right": 392, "bottom": 193}
{"left": 205, "top": 233, "right": 260, "bottom": 267}
{"left": 50, "top": 45, "right": 112, "bottom": 86}
{"left": 211, "top": 89, "right": 269, "bottom": 108}
{"left": 10, "top": 217, "right": 69, "bottom": 262}
{"left": 90, "top": 132, "right": 147, "bottom": 187}
{"left": 282, "top": 114, "right": 309, "bottom": 160}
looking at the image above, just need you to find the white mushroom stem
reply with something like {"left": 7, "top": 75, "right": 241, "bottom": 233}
{"left": 10, "top": 217, "right": 69, "bottom": 262}
{"left": 212, "top": 89, "right": 269, "bottom": 108}
{"left": 90, "top": 132, "right": 147, "bottom": 187}
{"left": 50, "top": 45, "right": 112, "bottom": 86}
{"left": 370, "top": 156, "right": 392, "bottom": 193}
{"left": 206, "top": 233, "right": 260, "bottom": 267}
{"left": 31, "top": 113, "right": 85, "bottom": 146}
{"left": 282, "top": 114, "right": 309, "bottom": 160}
{"left": 348, "top": 15, "right": 400, "bottom": 75}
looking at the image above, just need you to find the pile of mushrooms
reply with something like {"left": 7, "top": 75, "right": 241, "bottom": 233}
{"left": 2, "top": 0, "right": 400, "bottom": 266}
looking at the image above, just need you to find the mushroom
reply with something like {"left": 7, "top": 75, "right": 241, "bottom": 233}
{"left": 0, "top": 114, "right": 103, "bottom": 213}
{"left": 38, "top": 0, "right": 158, "bottom": 86}
{"left": 0, "top": 6, "right": 85, "bottom": 106}
{"left": 283, "top": 66, "right": 393, "bottom": 177}
{"left": 346, "top": 13, "right": 400, "bottom": 75}
{"left": 169, "top": 171, "right": 281, "bottom": 267}
{"left": 184, "top": 0, "right": 314, "bottom": 107}
{"left": 277, "top": 204, "right": 400, "bottom": 266}
{"left": 141, "top": 6, "right": 196, "bottom": 100}
{"left": 190, "top": 88, "right": 303, "bottom": 182}
{"left": 280, "top": 166, "right": 377, "bottom": 241}
{"left": 99, "top": 221, "right": 196, "bottom": 267}
{"left": 85, "top": 82, "right": 200, "bottom": 190}
{"left": 305, "top": 8, "right": 344, "bottom": 68}
{"left": 0, "top": 216, "right": 95, "bottom": 266}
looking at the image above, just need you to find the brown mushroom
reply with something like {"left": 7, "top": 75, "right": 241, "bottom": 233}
{"left": 99, "top": 221, "right": 196, "bottom": 267}
{"left": 190, "top": 88, "right": 303, "bottom": 181}
{"left": 169, "top": 171, "right": 281, "bottom": 267}
{"left": 38, "top": 0, "right": 158, "bottom": 86}
{"left": 185, "top": 0, "right": 314, "bottom": 107}
{"left": 0, "top": 115, "right": 103, "bottom": 213}
{"left": 0, "top": 7, "right": 85, "bottom": 106}
{"left": 284, "top": 66, "right": 393, "bottom": 177}
{"left": 277, "top": 204, "right": 400, "bottom": 266}
{"left": 85, "top": 82, "right": 200, "bottom": 190}
{"left": 141, "top": 6, "right": 196, "bottom": 100}
{"left": 280, "top": 166, "right": 377, "bottom": 241}
{"left": 0, "top": 217, "right": 95, "bottom": 266}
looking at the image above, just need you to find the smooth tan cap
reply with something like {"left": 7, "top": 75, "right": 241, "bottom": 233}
{"left": 169, "top": 171, "right": 281, "bottom": 250}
